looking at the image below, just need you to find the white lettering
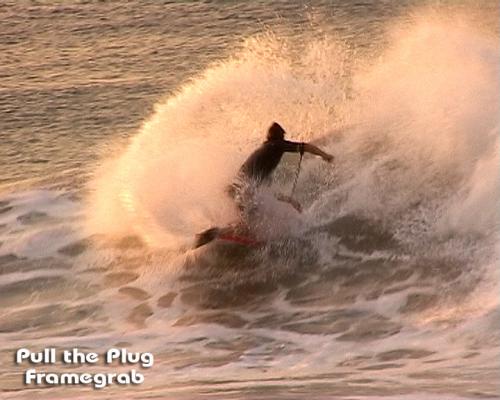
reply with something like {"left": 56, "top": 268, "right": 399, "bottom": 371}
{"left": 116, "top": 372, "right": 130, "bottom": 385}
{"left": 131, "top": 369, "right": 144, "bottom": 384}
{"left": 141, "top": 353, "right": 154, "bottom": 368}
{"left": 59, "top": 373, "right": 80, "bottom": 385}
{"left": 93, "top": 373, "right": 107, "bottom": 389}
{"left": 24, "top": 369, "right": 36, "bottom": 384}
{"left": 16, "top": 349, "right": 30, "bottom": 364}
{"left": 105, "top": 348, "right": 120, "bottom": 364}
{"left": 79, "top": 373, "right": 91, "bottom": 384}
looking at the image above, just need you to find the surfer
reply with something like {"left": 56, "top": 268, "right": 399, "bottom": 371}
{"left": 194, "top": 122, "right": 334, "bottom": 248}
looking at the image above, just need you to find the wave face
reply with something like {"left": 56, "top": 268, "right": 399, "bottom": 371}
{"left": 0, "top": 3, "right": 498, "bottom": 399}
{"left": 92, "top": 13, "right": 499, "bottom": 247}
{"left": 84, "top": 11, "right": 500, "bottom": 397}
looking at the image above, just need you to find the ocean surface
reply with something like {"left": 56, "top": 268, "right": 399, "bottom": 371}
{"left": 0, "top": 1, "right": 499, "bottom": 399}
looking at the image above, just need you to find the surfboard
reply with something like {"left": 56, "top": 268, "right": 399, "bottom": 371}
{"left": 194, "top": 227, "right": 261, "bottom": 249}
{"left": 217, "top": 233, "right": 262, "bottom": 246}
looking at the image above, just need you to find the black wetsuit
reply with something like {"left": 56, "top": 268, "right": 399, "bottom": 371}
{"left": 238, "top": 139, "right": 305, "bottom": 185}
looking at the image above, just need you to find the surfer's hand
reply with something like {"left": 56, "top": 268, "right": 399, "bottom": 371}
{"left": 323, "top": 153, "right": 334, "bottom": 163}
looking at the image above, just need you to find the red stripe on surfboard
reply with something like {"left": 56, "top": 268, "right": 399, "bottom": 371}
{"left": 217, "top": 234, "right": 261, "bottom": 246}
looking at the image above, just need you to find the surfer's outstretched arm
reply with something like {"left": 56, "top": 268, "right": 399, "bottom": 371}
{"left": 303, "top": 143, "right": 334, "bottom": 162}
{"left": 282, "top": 140, "right": 333, "bottom": 162}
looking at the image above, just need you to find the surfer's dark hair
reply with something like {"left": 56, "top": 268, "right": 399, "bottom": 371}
{"left": 267, "top": 122, "right": 285, "bottom": 141}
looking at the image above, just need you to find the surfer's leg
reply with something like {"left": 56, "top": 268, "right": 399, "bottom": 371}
{"left": 226, "top": 180, "right": 251, "bottom": 228}
{"left": 194, "top": 182, "right": 254, "bottom": 249}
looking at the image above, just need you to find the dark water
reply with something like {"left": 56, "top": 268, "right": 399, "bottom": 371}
{"left": 0, "top": 1, "right": 499, "bottom": 399}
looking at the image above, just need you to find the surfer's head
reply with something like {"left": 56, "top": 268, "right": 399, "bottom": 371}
{"left": 267, "top": 122, "right": 285, "bottom": 141}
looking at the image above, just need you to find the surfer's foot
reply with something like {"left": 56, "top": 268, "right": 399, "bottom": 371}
{"left": 194, "top": 227, "right": 220, "bottom": 248}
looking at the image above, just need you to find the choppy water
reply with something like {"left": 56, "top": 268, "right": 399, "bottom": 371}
{"left": 1, "top": 1, "right": 499, "bottom": 399}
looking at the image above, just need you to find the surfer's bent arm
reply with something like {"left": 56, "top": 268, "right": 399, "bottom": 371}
{"left": 303, "top": 143, "right": 334, "bottom": 162}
